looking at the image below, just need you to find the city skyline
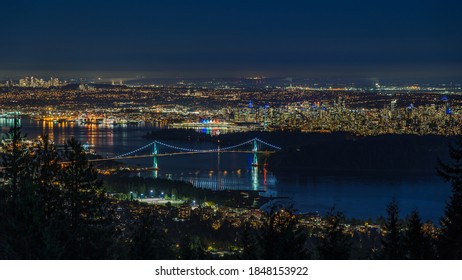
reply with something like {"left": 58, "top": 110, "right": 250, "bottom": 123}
{"left": 1, "top": 0, "right": 462, "bottom": 82}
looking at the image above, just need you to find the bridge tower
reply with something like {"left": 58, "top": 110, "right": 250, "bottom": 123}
{"left": 153, "top": 141, "right": 159, "bottom": 170}
{"left": 252, "top": 138, "right": 258, "bottom": 167}
{"left": 152, "top": 142, "right": 159, "bottom": 179}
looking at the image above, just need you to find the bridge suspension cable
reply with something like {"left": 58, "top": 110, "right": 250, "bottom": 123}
{"left": 113, "top": 138, "right": 281, "bottom": 159}
{"left": 254, "top": 138, "right": 282, "bottom": 150}
{"left": 114, "top": 141, "right": 156, "bottom": 158}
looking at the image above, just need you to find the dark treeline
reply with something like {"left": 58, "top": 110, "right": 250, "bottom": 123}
{"left": 1, "top": 123, "right": 462, "bottom": 259}
{"left": 102, "top": 172, "right": 265, "bottom": 208}
{"left": 0, "top": 126, "right": 113, "bottom": 259}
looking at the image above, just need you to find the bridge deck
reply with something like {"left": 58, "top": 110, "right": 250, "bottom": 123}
{"left": 67, "top": 150, "right": 276, "bottom": 164}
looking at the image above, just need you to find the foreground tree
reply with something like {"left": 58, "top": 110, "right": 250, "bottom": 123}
{"left": 129, "top": 209, "right": 175, "bottom": 259}
{"left": 30, "top": 134, "right": 63, "bottom": 220}
{"left": 0, "top": 119, "right": 31, "bottom": 193}
{"left": 0, "top": 126, "right": 65, "bottom": 259}
{"left": 1, "top": 133, "right": 117, "bottom": 259}
{"left": 380, "top": 199, "right": 405, "bottom": 259}
{"left": 178, "top": 235, "right": 206, "bottom": 260}
{"left": 404, "top": 210, "right": 435, "bottom": 259}
{"left": 437, "top": 137, "right": 462, "bottom": 259}
{"left": 317, "top": 210, "right": 352, "bottom": 259}
{"left": 240, "top": 223, "right": 260, "bottom": 259}
{"left": 59, "top": 138, "right": 115, "bottom": 259}
{"left": 259, "top": 207, "right": 310, "bottom": 260}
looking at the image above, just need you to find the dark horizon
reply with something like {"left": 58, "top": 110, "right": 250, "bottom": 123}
{"left": 1, "top": 74, "right": 462, "bottom": 86}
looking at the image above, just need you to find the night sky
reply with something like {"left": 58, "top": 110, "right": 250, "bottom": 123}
{"left": 1, "top": 0, "right": 462, "bottom": 82}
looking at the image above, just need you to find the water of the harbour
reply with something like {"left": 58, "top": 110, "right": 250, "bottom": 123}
{"left": 1, "top": 117, "right": 451, "bottom": 222}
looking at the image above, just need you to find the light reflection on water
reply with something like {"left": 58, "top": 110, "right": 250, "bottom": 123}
{"left": 4, "top": 117, "right": 452, "bottom": 221}
{"left": 144, "top": 166, "right": 277, "bottom": 193}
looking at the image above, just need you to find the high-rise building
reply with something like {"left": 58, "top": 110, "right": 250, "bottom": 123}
{"left": 390, "top": 99, "right": 397, "bottom": 111}
{"left": 15, "top": 76, "right": 64, "bottom": 88}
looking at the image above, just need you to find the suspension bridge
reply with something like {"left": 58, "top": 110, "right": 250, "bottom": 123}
{"left": 87, "top": 138, "right": 282, "bottom": 169}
